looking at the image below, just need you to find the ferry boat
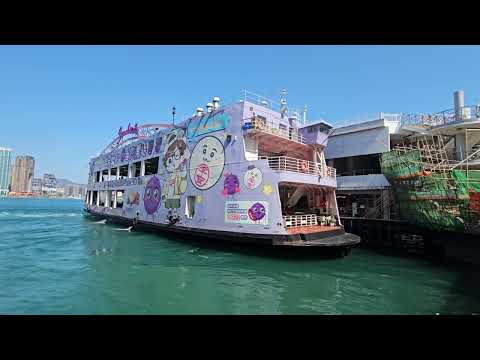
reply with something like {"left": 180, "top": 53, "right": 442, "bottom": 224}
{"left": 84, "top": 90, "right": 360, "bottom": 254}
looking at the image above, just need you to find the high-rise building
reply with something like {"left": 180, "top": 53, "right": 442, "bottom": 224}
{"left": 42, "top": 173, "right": 56, "bottom": 196}
{"left": 32, "top": 178, "right": 43, "bottom": 194}
{"left": 0, "top": 147, "right": 13, "bottom": 196}
{"left": 10, "top": 156, "right": 35, "bottom": 193}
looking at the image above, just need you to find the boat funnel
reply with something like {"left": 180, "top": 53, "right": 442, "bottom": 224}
{"left": 206, "top": 103, "right": 214, "bottom": 113}
{"left": 212, "top": 97, "right": 220, "bottom": 110}
{"left": 196, "top": 107, "right": 205, "bottom": 117}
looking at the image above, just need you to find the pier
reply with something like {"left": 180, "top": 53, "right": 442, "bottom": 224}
{"left": 342, "top": 216, "right": 480, "bottom": 265}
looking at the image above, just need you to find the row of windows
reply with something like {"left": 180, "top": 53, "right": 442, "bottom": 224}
{"left": 86, "top": 190, "right": 197, "bottom": 219}
{"left": 87, "top": 190, "right": 125, "bottom": 208}
{"left": 94, "top": 157, "right": 159, "bottom": 183}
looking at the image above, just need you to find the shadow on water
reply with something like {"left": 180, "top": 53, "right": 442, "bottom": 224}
{"left": 439, "top": 259, "right": 480, "bottom": 314}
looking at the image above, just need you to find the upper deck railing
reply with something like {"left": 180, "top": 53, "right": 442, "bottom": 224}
{"left": 260, "top": 156, "right": 336, "bottom": 180}
{"left": 241, "top": 90, "right": 305, "bottom": 120}
{"left": 242, "top": 116, "right": 307, "bottom": 145}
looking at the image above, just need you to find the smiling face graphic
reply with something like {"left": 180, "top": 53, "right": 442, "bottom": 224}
{"left": 144, "top": 176, "right": 161, "bottom": 215}
{"left": 248, "top": 202, "right": 266, "bottom": 221}
{"left": 244, "top": 167, "right": 263, "bottom": 190}
{"left": 189, "top": 136, "right": 225, "bottom": 190}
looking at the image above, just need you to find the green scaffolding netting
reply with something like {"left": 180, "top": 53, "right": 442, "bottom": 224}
{"left": 380, "top": 150, "right": 480, "bottom": 233}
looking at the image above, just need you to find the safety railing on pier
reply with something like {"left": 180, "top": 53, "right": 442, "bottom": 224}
{"left": 283, "top": 214, "right": 318, "bottom": 228}
{"left": 242, "top": 116, "right": 307, "bottom": 145}
{"left": 400, "top": 105, "right": 480, "bottom": 128}
{"left": 260, "top": 156, "right": 336, "bottom": 179}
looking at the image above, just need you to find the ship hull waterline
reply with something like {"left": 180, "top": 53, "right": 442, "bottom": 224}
{"left": 85, "top": 209, "right": 360, "bottom": 255}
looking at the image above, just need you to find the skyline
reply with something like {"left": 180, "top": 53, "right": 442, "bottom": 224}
{"left": 1, "top": 45, "right": 480, "bottom": 183}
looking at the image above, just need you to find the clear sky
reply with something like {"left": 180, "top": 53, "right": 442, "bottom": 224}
{"left": 1, "top": 45, "right": 479, "bottom": 184}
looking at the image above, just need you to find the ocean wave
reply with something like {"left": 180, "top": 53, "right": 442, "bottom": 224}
{"left": 0, "top": 212, "right": 81, "bottom": 218}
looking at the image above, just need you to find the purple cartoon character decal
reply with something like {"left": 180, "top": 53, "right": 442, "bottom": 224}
{"left": 222, "top": 173, "right": 240, "bottom": 196}
{"left": 248, "top": 202, "right": 266, "bottom": 222}
{"left": 144, "top": 176, "right": 161, "bottom": 215}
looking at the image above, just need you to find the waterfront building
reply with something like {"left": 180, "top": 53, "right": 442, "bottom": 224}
{"left": 0, "top": 147, "right": 13, "bottom": 196}
{"left": 64, "top": 184, "right": 87, "bottom": 198}
{"left": 325, "top": 90, "right": 480, "bottom": 229}
{"left": 324, "top": 115, "right": 402, "bottom": 219}
{"left": 10, "top": 155, "right": 35, "bottom": 193}
{"left": 42, "top": 173, "right": 57, "bottom": 196}
{"left": 32, "top": 178, "right": 43, "bottom": 195}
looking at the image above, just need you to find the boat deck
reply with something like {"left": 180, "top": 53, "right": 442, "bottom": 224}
{"left": 287, "top": 225, "right": 342, "bottom": 235}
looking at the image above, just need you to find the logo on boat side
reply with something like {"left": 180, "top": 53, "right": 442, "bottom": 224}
{"left": 225, "top": 201, "right": 268, "bottom": 225}
{"left": 117, "top": 123, "right": 139, "bottom": 140}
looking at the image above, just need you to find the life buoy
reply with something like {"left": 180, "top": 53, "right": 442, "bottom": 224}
{"left": 301, "top": 160, "right": 309, "bottom": 173}
{"left": 325, "top": 167, "right": 331, "bottom": 177}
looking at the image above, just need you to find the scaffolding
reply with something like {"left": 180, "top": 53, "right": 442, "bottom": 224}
{"left": 380, "top": 134, "right": 480, "bottom": 234}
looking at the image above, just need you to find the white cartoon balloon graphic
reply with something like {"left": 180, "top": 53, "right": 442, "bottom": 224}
{"left": 189, "top": 136, "right": 225, "bottom": 190}
{"left": 244, "top": 167, "right": 263, "bottom": 190}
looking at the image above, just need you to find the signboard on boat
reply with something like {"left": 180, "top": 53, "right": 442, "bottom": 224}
{"left": 187, "top": 111, "right": 229, "bottom": 139}
{"left": 225, "top": 201, "right": 268, "bottom": 225}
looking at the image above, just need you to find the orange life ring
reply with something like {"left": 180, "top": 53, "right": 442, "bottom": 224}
{"left": 301, "top": 160, "right": 309, "bottom": 173}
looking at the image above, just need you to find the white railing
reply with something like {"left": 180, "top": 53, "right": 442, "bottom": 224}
{"left": 242, "top": 90, "right": 304, "bottom": 119}
{"left": 401, "top": 105, "right": 480, "bottom": 128}
{"left": 243, "top": 116, "right": 307, "bottom": 145}
{"left": 260, "top": 156, "right": 336, "bottom": 179}
{"left": 283, "top": 214, "right": 318, "bottom": 228}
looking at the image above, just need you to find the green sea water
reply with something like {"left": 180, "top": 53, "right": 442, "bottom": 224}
{"left": 1, "top": 198, "right": 479, "bottom": 315}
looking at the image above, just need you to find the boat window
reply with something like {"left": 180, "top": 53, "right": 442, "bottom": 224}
{"left": 116, "top": 190, "right": 124, "bottom": 208}
{"left": 110, "top": 167, "right": 117, "bottom": 180}
{"left": 102, "top": 169, "right": 109, "bottom": 182}
{"left": 92, "top": 191, "right": 98, "bottom": 205}
{"left": 119, "top": 165, "right": 128, "bottom": 179}
{"left": 108, "top": 191, "right": 115, "bottom": 208}
{"left": 144, "top": 157, "right": 159, "bottom": 176}
{"left": 95, "top": 171, "right": 100, "bottom": 182}
{"left": 185, "top": 196, "right": 196, "bottom": 219}
{"left": 131, "top": 161, "right": 142, "bottom": 177}
{"left": 99, "top": 191, "right": 106, "bottom": 207}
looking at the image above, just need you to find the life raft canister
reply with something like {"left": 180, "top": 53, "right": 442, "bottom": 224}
{"left": 301, "top": 160, "right": 309, "bottom": 173}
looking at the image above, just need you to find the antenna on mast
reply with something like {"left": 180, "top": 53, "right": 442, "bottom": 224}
{"left": 172, "top": 106, "right": 176, "bottom": 126}
{"left": 280, "top": 89, "right": 288, "bottom": 119}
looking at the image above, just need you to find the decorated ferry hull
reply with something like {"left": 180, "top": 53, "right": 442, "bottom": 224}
{"left": 84, "top": 92, "right": 360, "bottom": 252}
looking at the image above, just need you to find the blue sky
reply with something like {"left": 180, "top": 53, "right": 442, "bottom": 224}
{"left": 1, "top": 45, "right": 479, "bottom": 183}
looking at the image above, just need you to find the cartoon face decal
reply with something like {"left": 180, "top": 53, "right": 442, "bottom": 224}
{"left": 163, "top": 129, "right": 189, "bottom": 174}
{"left": 244, "top": 167, "right": 263, "bottom": 190}
{"left": 189, "top": 136, "right": 225, "bottom": 190}
{"left": 144, "top": 176, "right": 161, "bottom": 215}
{"left": 248, "top": 202, "right": 266, "bottom": 221}
{"left": 127, "top": 191, "right": 140, "bottom": 206}
{"left": 223, "top": 173, "right": 240, "bottom": 195}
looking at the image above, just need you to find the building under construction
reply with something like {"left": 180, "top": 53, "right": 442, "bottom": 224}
{"left": 380, "top": 90, "right": 480, "bottom": 235}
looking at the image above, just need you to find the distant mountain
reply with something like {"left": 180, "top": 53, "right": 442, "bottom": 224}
{"left": 55, "top": 178, "right": 87, "bottom": 188}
